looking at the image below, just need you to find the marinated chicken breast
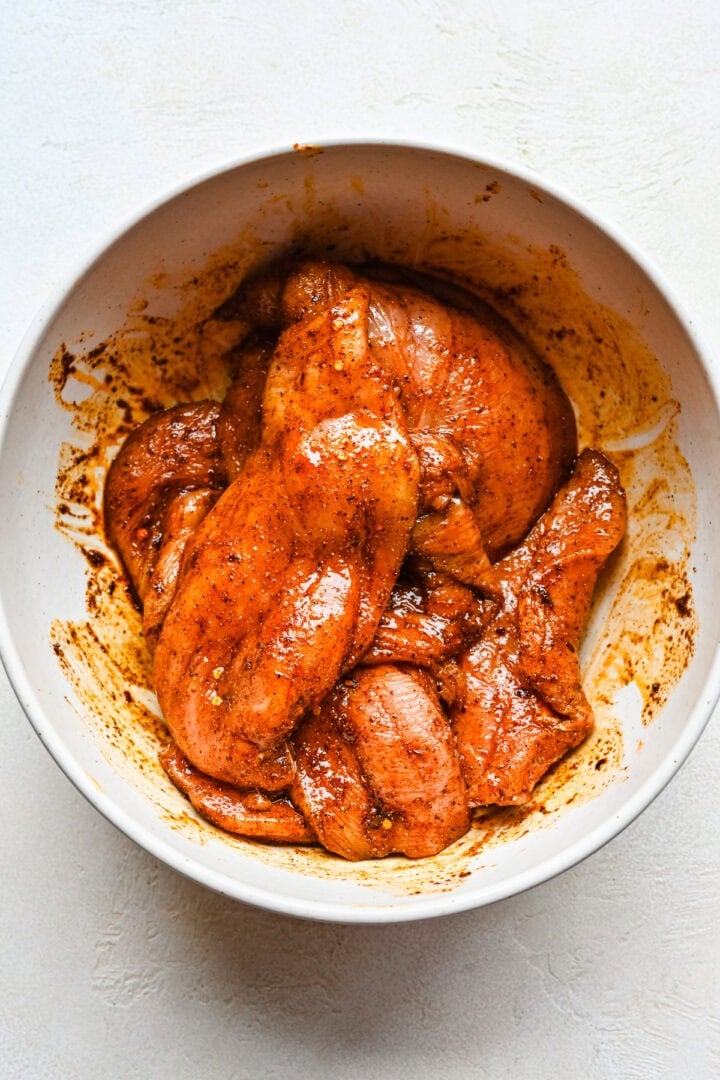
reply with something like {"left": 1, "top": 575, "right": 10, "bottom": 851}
{"left": 292, "top": 664, "right": 470, "bottom": 859}
{"left": 104, "top": 338, "right": 274, "bottom": 649}
{"left": 104, "top": 401, "right": 227, "bottom": 650}
{"left": 160, "top": 744, "right": 314, "bottom": 843}
{"left": 217, "top": 335, "right": 274, "bottom": 481}
{"left": 232, "top": 259, "right": 577, "bottom": 562}
{"left": 106, "top": 257, "right": 627, "bottom": 860}
{"left": 452, "top": 449, "right": 627, "bottom": 805}
{"left": 152, "top": 287, "right": 420, "bottom": 788}
{"left": 363, "top": 564, "right": 484, "bottom": 669}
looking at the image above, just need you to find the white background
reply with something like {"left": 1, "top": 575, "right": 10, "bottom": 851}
{"left": 1, "top": 2, "right": 718, "bottom": 1077}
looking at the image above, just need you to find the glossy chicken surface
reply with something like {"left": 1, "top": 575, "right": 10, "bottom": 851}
{"left": 160, "top": 743, "right": 314, "bottom": 843}
{"left": 104, "top": 257, "right": 627, "bottom": 858}
{"left": 152, "top": 286, "right": 420, "bottom": 788}
{"left": 104, "top": 402, "right": 227, "bottom": 651}
{"left": 217, "top": 335, "right": 273, "bottom": 481}
{"left": 452, "top": 449, "right": 627, "bottom": 805}
{"left": 292, "top": 664, "right": 470, "bottom": 860}
{"left": 232, "top": 259, "right": 577, "bottom": 561}
{"left": 363, "top": 565, "right": 484, "bottom": 669}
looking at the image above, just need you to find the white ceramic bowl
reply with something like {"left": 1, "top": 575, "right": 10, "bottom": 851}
{"left": 2, "top": 141, "right": 719, "bottom": 922}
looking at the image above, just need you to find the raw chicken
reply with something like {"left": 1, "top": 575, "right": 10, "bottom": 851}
{"left": 217, "top": 334, "right": 274, "bottom": 481}
{"left": 452, "top": 449, "right": 627, "bottom": 805}
{"left": 152, "top": 286, "right": 420, "bottom": 789}
{"left": 292, "top": 664, "right": 470, "bottom": 859}
{"left": 104, "top": 401, "right": 227, "bottom": 651}
{"left": 105, "top": 257, "right": 626, "bottom": 859}
{"left": 104, "top": 333, "right": 275, "bottom": 646}
{"left": 160, "top": 744, "right": 314, "bottom": 843}
{"left": 363, "top": 564, "right": 484, "bottom": 669}
{"left": 230, "top": 259, "right": 577, "bottom": 564}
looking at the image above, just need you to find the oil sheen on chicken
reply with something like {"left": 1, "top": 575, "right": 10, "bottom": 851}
{"left": 104, "top": 257, "right": 626, "bottom": 859}
{"left": 153, "top": 286, "right": 420, "bottom": 790}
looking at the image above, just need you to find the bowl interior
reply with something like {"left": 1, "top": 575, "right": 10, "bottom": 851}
{"left": 2, "top": 143, "right": 719, "bottom": 921}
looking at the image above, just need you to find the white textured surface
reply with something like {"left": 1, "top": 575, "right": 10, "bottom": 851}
{"left": 1, "top": 2, "right": 718, "bottom": 1076}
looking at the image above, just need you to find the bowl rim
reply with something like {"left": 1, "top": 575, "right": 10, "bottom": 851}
{"left": 1, "top": 137, "right": 719, "bottom": 923}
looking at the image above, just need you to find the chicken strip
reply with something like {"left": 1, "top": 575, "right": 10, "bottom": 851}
{"left": 292, "top": 664, "right": 470, "bottom": 860}
{"left": 153, "top": 287, "right": 420, "bottom": 788}
{"left": 452, "top": 449, "right": 627, "bottom": 805}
